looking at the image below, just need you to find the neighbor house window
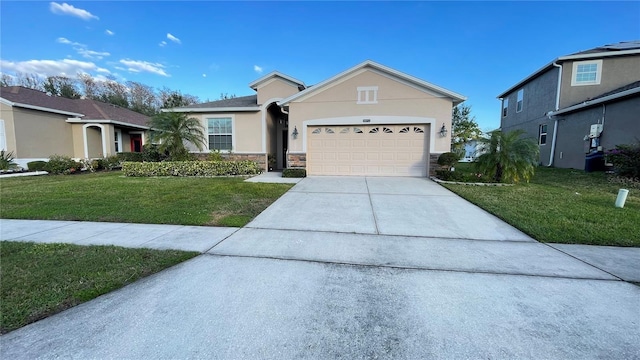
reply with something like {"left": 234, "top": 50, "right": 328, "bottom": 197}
{"left": 572, "top": 59, "right": 602, "bottom": 86}
{"left": 208, "top": 117, "right": 233, "bottom": 151}
{"left": 114, "top": 130, "right": 121, "bottom": 152}
{"left": 357, "top": 86, "right": 378, "bottom": 104}
{"left": 516, "top": 89, "right": 524, "bottom": 113}
{"left": 502, "top": 98, "right": 509, "bottom": 117}
{"left": 539, "top": 124, "right": 548, "bottom": 145}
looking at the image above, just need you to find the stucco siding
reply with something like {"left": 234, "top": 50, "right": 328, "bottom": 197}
{"left": 554, "top": 96, "right": 640, "bottom": 169}
{"left": 560, "top": 56, "right": 640, "bottom": 108}
{"left": 1, "top": 103, "right": 17, "bottom": 154}
{"left": 257, "top": 79, "right": 300, "bottom": 105}
{"left": 12, "top": 107, "right": 74, "bottom": 158}
{"left": 190, "top": 112, "right": 262, "bottom": 153}
{"left": 287, "top": 69, "right": 454, "bottom": 153}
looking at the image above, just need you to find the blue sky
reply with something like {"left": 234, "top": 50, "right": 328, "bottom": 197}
{"left": 1, "top": 1, "right": 638, "bottom": 130}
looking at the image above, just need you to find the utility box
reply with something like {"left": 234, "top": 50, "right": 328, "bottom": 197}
{"left": 589, "top": 124, "right": 603, "bottom": 138}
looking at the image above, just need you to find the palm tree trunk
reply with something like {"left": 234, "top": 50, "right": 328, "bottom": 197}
{"left": 495, "top": 163, "right": 503, "bottom": 183}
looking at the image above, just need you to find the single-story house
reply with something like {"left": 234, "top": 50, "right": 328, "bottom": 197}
{"left": 168, "top": 60, "right": 466, "bottom": 176}
{"left": 0, "top": 86, "right": 150, "bottom": 168}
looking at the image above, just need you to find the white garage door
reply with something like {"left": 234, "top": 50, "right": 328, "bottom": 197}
{"left": 307, "top": 124, "right": 429, "bottom": 176}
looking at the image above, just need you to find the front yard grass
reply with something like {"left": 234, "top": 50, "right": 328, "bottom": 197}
{"left": 443, "top": 165, "right": 640, "bottom": 246}
{"left": 0, "top": 171, "right": 292, "bottom": 227}
{"left": 0, "top": 241, "right": 197, "bottom": 334}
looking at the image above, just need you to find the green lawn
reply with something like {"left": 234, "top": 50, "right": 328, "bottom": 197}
{"left": 443, "top": 165, "right": 640, "bottom": 246}
{"left": 0, "top": 171, "right": 292, "bottom": 227}
{"left": 0, "top": 241, "right": 197, "bottom": 334}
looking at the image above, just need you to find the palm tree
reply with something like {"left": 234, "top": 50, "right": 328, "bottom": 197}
{"left": 147, "top": 112, "right": 206, "bottom": 160}
{"left": 475, "top": 129, "right": 539, "bottom": 183}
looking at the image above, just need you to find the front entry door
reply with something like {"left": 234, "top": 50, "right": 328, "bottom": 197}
{"left": 130, "top": 134, "right": 142, "bottom": 152}
{"left": 281, "top": 130, "right": 288, "bottom": 169}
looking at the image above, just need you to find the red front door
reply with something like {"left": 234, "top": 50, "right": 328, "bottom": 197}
{"left": 130, "top": 134, "right": 142, "bottom": 152}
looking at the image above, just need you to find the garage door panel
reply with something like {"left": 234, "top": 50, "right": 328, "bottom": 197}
{"left": 307, "top": 124, "right": 428, "bottom": 176}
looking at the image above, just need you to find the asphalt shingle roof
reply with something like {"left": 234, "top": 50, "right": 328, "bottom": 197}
{"left": 1, "top": 86, "right": 149, "bottom": 126}
{"left": 172, "top": 95, "right": 258, "bottom": 109}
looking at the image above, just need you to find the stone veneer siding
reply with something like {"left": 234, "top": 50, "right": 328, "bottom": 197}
{"left": 287, "top": 153, "right": 306, "bottom": 168}
{"left": 194, "top": 153, "right": 268, "bottom": 171}
{"left": 429, "top": 153, "right": 442, "bottom": 177}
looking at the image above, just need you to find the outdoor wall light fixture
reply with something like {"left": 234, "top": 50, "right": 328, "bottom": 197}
{"left": 439, "top": 123, "right": 448, "bottom": 137}
{"left": 292, "top": 126, "right": 299, "bottom": 139}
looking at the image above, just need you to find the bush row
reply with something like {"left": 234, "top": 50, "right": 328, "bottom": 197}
{"left": 606, "top": 142, "right": 640, "bottom": 179}
{"left": 282, "top": 168, "right": 307, "bottom": 178}
{"left": 26, "top": 155, "right": 122, "bottom": 175}
{"left": 122, "top": 160, "right": 262, "bottom": 177}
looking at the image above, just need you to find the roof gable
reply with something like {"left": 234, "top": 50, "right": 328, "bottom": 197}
{"left": 279, "top": 60, "right": 466, "bottom": 106}
{"left": 249, "top": 71, "right": 306, "bottom": 91}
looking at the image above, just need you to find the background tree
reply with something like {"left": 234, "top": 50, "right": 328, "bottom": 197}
{"left": 98, "top": 80, "right": 130, "bottom": 108}
{"left": 127, "top": 81, "right": 159, "bottom": 116}
{"left": 218, "top": 93, "right": 236, "bottom": 100}
{"left": 147, "top": 112, "right": 206, "bottom": 160}
{"left": 77, "top": 73, "right": 100, "bottom": 100}
{"left": 159, "top": 88, "right": 200, "bottom": 109}
{"left": 475, "top": 129, "right": 539, "bottom": 183}
{"left": 43, "top": 76, "right": 81, "bottom": 99}
{"left": 15, "top": 72, "right": 43, "bottom": 90}
{"left": 451, "top": 105, "right": 482, "bottom": 158}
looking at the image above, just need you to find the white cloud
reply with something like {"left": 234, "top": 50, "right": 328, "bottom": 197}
{"left": 202, "top": 73, "right": 207, "bottom": 78}
{"left": 159, "top": 41, "right": 167, "bottom": 47}
{"left": 166, "top": 33, "right": 181, "bottom": 44}
{"left": 0, "top": 58, "right": 108, "bottom": 77}
{"left": 96, "top": 67, "right": 111, "bottom": 73}
{"left": 119, "top": 59, "right": 168, "bottom": 77}
{"left": 254, "top": 65, "right": 263, "bottom": 74}
{"left": 56, "top": 37, "right": 109, "bottom": 60}
{"left": 49, "top": 2, "right": 98, "bottom": 21}
{"left": 105, "top": 29, "right": 114, "bottom": 36}
{"left": 76, "top": 48, "right": 110, "bottom": 60}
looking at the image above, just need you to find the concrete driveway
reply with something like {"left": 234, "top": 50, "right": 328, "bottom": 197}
{"left": 2, "top": 177, "right": 639, "bottom": 359}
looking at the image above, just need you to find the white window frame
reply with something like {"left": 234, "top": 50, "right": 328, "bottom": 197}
{"left": 516, "top": 89, "right": 523, "bottom": 113}
{"left": 206, "top": 116, "right": 235, "bottom": 152}
{"left": 571, "top": 59, "right": 602, "bottom": 86}
{"left": 357, "top": 86, "right": 378, "bottom": 104}
{"left": 539, "top": 124, "right": 548, "bottom": 145}
{"left": 502, "top": 98, "right": 509, "bottom": 117}
{"left": 114, "top": 129, "right": 122, "bottom": 153}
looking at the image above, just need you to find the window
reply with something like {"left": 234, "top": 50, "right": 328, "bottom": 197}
{"left": 572, "top": 60, "right": 602, "bottom": 86}
{"left": 539, "top": 124, "right": 548, "bottom": 145}
{"left": 357, "top": 86, "right": 378, "bottom": 104}
{"left": 114, "top": 130, "right": 121, "bottom": 152}
{"left": 207, "top": 117, "right": 233, "bottom": 150}
{"left": 516, "top": 89, "right": 523, "bottom": 113}
{"left": 502, "top": 98, "right": 509, "bottom": 117}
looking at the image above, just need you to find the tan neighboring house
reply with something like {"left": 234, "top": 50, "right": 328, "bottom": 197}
{"left": 0, "top": 86, "right": 150, "bottom": 168}
{"left": 169, "top": 60, "right": 466, "bottom": 176}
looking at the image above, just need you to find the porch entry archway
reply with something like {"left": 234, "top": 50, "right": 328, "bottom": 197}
{"left": 82, "top": 124, "right": 107, "bottom": 159}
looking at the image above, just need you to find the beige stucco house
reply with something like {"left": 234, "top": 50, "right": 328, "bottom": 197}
{"left": 169, "top": 60, "right": 466, "bottom": 176}
{"left": 0, "top": 86, "right": 150, "bottom": 168}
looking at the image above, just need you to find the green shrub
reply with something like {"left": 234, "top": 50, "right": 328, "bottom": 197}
{"left": 103, "top": 155, "right": 121, "bottom": 170}
{"left": 282, "top": 168, "right": 306, "bottom": 178}
{"left": 122, "top": 160, "right": 262, "bottom": 177}
{"left": 0, "top": 150, "right": 18, "bottom": 170}
{"left": 117, "top": 152, "right": 145, "bottom": 162}
{"left": 27, "top": 161, "right": 48, "bottom": 172}
{"left": 606, "top": 142, "right": 640, "bottom": 179}
{"left": 207, "top": 149, "right": 224, "bottom": 162}
{"left": 45, "top": 155, "right": 83, "bottom": 175}
{"left": 437, "top": 152, "right": 460, "bottom": 169}
{"left": 435, "top": 169, "right": 464, "bottom": 181}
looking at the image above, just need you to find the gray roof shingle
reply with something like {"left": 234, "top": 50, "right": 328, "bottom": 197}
{"left": 172, "top": 95, "right": 258, "bottom": 109}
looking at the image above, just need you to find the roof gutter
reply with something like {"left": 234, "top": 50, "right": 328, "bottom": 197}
{"left": 66, "top": 118, "right": 150, "bottom": 130}
{"left": 2, "top": 99, "right": 85, "bottom": 117}
{"left": 161, "top": 107, "right": 261, "bottom": 113}
{"left": 546, "top": 61, "right": 563, "bottom": 167}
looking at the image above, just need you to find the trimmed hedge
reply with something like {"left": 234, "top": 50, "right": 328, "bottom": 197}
{"left": 282, "top": 168, "right": 306, "bottom": 178}
{"left": 27, "top": 161, "right": 48, "bottom": 171}
{"left": 122, "top": 160, "right": 261, "bottom": 177}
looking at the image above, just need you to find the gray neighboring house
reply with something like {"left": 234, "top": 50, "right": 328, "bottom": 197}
{"left": 497, "top": 41, "right": 640, "bottom": 169}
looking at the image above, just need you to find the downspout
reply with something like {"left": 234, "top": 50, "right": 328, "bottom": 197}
{"left": 547, "top": 61, "right": 562, "bottom": 166}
